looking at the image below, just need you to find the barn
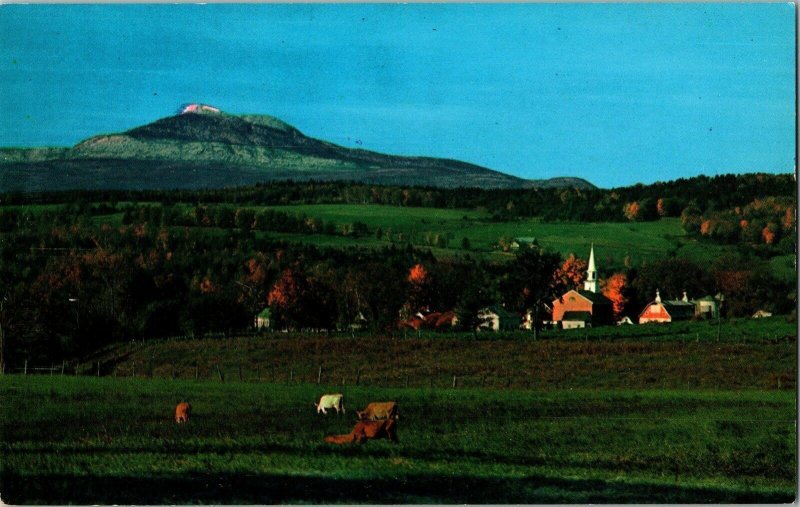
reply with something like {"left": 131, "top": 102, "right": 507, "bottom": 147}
{"left": 638, "top": 290, "right": 695, "bottom": 323}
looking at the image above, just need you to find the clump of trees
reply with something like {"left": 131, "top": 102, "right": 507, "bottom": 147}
{"left": 680, "top": 196, "right": 795, "bottom": 255}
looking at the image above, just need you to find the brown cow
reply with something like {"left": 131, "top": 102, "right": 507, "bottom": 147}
{"left": 324, "top": 418, "right": 398, "bottom": 445}
{"left": 356, "top": 401, "right": 399, "bottom": 421}
{"left": 175, "top": 402, "right": 191, "bottom": 423}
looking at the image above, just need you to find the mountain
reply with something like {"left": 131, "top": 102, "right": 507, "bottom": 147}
{"left": 0, "top": 108, "right": 596, "bottom": 192}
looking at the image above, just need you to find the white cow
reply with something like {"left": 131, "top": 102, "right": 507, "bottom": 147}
{"left": 315, "top": 393, "right": 345, "bottom": 415}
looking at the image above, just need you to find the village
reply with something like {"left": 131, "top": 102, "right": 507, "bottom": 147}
{"left": 253, "top": 246, "right": 764, "bottom": 334}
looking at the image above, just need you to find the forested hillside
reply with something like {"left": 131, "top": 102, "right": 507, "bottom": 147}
{"left": 0, "top": 173, "right": 794, "bottom": 367}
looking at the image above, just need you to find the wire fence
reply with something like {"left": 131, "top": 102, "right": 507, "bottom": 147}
{"left": 3, "top": 359, "right": 794, "bottom": 391}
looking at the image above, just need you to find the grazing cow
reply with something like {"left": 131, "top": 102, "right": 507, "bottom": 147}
{"left": 356, "top": 401, "right": 399, "bottom": 421}
{"left": 324, "top": 418, "right": 398, "bottom": 445}
{"left": 174, "top": 402, "right": 191, "bottom": 423}
{"left": 315, "top": 393, "right": 345, "bottom": 415}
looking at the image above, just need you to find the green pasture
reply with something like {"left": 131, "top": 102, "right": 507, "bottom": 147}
{"left": 258, "top": 204, "right": 739, "bottom": 266}
{"left": 0, "top": 376, "right": 794, "bottom": 504}
{"left": 163, "top": 202, "right": 738, "bottom": 266}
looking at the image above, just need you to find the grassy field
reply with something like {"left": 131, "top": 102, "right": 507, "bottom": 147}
{"left": 1, "top": 376, "right": 795, "bottom": 504}
{"left": 266, "top": 204, "right": 735, "bottom": 265}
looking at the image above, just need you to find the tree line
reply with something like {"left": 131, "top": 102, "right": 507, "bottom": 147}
{"left": 3, "top": 172, "right": 793, "bottom": 223}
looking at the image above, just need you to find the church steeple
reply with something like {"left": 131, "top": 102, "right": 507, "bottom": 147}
{"left": 584, "top": 244, "right": 598, "bottom": 293}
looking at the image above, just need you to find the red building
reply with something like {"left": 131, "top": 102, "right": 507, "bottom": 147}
{"left": 551, "top": 246, "right": 613, "bottom": 328}
{"left": 639, "top": 290, "right": 695, "bottom": 323}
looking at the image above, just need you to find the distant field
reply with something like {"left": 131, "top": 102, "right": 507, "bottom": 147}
{"left": 0, "top": 202, "right": 763, "bottom": 268}
{"left": 1, "top": 376, "right": 794, "bottom": 504}
{"left": 260, "top": 204, "right": 735, "bottom": 266}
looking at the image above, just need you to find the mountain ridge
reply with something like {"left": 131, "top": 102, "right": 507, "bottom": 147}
{"left": 0, "top": 110, "right": 596, "bottom": 192}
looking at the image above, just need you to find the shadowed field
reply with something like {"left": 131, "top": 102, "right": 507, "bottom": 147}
{"left": 81, "top": 318, "right": 797, "bottom": 391}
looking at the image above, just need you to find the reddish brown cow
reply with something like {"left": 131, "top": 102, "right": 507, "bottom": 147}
{"left": 356, "top": 401, "right": 399, "bottom": 421}
{"left": 175, "top": 402, "right": 191, "bottom": 423}
{"left": 324, "top": 418, "right": 398, "bottom": 445}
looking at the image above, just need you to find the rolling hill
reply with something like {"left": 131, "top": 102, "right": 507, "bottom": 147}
{"left": 0, "top": 108, "right": 595, "bottom": 192}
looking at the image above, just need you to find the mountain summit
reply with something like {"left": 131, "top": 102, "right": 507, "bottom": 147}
{"left": 0, "top": 110, "right": 595, "bottom": 192}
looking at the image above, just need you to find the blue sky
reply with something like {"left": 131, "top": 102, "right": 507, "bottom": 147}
{"left": 0, "top": 3, "right": 795, "bottom": 188}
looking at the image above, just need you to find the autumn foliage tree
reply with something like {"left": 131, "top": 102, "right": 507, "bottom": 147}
{"left": 268, "top": 268, "right": 309, "bottom": 330}
{"left": 623, "top": 201, "right": 641, "bottom": 221}
{"left": 601, "top": 273, "right": 628, "bottom": 318}
{"left": 551, "top": 254, "right": 587, "bottom": 294}
{"left": 267, "top": 267, "right": 336, "bottom": 331}
{"left": 405, "top": 263, "right": 431, "bottom": 314}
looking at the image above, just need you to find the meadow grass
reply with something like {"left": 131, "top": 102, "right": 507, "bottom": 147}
{"left": 0, "top": 376, "right": 794, "bottom": 504}
{"left": 267, "top": 204, "right": 709, "bottom": 264}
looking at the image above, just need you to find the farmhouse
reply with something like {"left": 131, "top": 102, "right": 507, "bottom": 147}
{"left": 551, "top": 246, "right": 614, "bottom": 328}
{"left": 638, "top": 290, "right": 695, "bottom": 323}
{"left": 693, "top": 295, "right": 719, "bottom": 319}
{"left": 478, "top": 306, "right": 520, "bottom": 331}
{"left": 254, "top": 308, "right": 271, "bottom": 329}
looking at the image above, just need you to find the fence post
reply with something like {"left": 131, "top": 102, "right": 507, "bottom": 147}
{"left": 97, "top": 361, "right": 100, "bottom": 377}
{"left": 452, "top": 375, "right": 457, "bottom": 389}
{"left": 355, "top": 367, "right": 362, "bottom": 386}
{"left": 194, "top": 364, "right": 199, "bottom": 380}
{"left": 50, "top": 363, "right": 54, "bottom": 376}
{"left": 61, "top": 361, "right": 65, "bottom": 376}
{"left": 216, "top": 364, "right": 224, "bottom": 382}
{"left": 317, "top": 366, "right": 322, "bottom": 385}
{"left": 24, "top": 360, "right": 27, "bottom": 375}
{"left": 132, "top": 361, "right": 136, "bottom": 378}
